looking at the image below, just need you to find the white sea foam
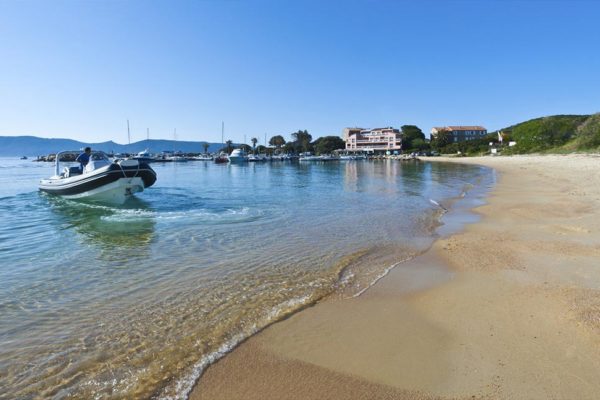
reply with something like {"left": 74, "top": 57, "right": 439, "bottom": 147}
{"left": 100, "top": 207, "right": 260, "bottom": 223}
{"left": 352, "top": 257, "right": 413, "bottom": 298}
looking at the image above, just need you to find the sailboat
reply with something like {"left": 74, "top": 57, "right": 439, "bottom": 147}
{"left": 167, "top": 128, "right": 187, "bottom": 162}
{"left": 214, "top": 121, "right": 229, "bottom": 164}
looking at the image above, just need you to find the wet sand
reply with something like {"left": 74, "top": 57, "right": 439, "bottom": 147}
{"left": 190, "top": 154, "right": 600, "bottom": 400}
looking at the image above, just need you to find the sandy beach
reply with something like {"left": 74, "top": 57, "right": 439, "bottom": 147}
{"left": 190, "top": 154, "right": 600, "bottom": 400}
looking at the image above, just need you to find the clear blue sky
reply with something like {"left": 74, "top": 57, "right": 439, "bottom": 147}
{"left": 1, "top": 0, "right": 599, "bottom": 144}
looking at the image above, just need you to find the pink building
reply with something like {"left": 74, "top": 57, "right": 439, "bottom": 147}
{"left": 343, "top": 127, "right": 403, "bottom": 154}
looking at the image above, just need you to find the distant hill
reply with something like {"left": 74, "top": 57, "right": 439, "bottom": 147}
{"left": 493, "top": 113, "right": 600, "bottom": 153}
{"left": 0, "top": 136, "right": 228, "bottom": 157}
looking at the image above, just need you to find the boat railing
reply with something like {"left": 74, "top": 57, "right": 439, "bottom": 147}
{"left": 53, "top": 150, "right": 111, "bottom": 177}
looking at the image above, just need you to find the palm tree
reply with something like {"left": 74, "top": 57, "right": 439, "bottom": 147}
{"left": 251, "top": 137, "right": 258, "bottom": 154}
{"left": 202, "top": 143, "right": 210, "bottom": 154}
{"left": 226, "top": 140, "right": 233, "bottom": 154}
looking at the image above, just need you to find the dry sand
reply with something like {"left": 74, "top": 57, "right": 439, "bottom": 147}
{"left": 190, "top": 154, "right": 600, "bottom": 400}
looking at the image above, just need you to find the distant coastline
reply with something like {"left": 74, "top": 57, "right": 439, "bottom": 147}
{"left": 0, "top": 136, "right": 226, "bottom": 157}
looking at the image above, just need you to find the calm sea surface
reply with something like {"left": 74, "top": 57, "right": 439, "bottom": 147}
{"left": 0, "top": 157, "right": 494, "bottom": 399}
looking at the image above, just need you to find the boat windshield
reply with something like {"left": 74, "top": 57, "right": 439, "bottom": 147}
{"left": 91, "top": 151, "right": 110, "bottom": 161}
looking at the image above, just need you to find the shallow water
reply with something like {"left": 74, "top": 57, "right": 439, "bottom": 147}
{"left": 0, "top": 157, "right": 493, "bottom": 399}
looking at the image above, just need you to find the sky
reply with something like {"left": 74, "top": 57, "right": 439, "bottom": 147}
{"left": 1, "top": 0, "right": 599, "bottom": 145}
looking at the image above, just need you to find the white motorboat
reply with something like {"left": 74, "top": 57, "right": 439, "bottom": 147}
{"left": 132, "top": 149, "right": 156, "bottom": 163}
{"left": 228, "top": 148, "right": 248, "bottom": 163}
{"left": 39, "top": 151, "right": 157, "bottom": 204}
{"left": 339, "top": 154, "right": 367, "bottom": 160}
{"left": 192, "top": 154, "right": 213, "bottom": 161}
{"left": 247, "top": 154, "right": 266, "bottom": 162}
{"left": 299, "top": 153, "right": 338, "bottom": 161}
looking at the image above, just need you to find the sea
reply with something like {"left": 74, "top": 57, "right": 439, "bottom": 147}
{"left": 0, "top": 156, "right": 495, "bottom": 399}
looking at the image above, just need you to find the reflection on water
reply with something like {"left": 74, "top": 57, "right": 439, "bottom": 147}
{"left": 45, "top": 195, "right": 156, "bottom": 250}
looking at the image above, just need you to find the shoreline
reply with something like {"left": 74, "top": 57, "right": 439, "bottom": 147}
{"left": 189, "top": 154, "right": 600, "bottom": 400}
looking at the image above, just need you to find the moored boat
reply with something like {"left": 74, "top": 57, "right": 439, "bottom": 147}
{"left": 191, "top": 154, "right": 213, "bottom": 161}
{"left": 132, "top": 149, "right": 156, "bottom": 163}
{"left": 228, "top": 148, "right": 248, "bottom": 163}
{"left": 39, "top": 151, "right": 157, "bottom": 204}
{"left": 299, "top": 153, "right": 338, "bottom": 161}
{"left": 247, "top": 154, "right": 267, "bottom": 162}
{"left": 214, "top": 152, "right": 229, "bottom": 164}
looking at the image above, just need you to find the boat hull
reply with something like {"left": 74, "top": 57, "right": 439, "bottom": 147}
{"left": 228, "top": 156, "right": 247, "bottom": 163}
{"left": 54, "top": 177, "right": 145, "bottom": 203}
{"left": 39, "top": 161, "right": 156, "bottom": 204}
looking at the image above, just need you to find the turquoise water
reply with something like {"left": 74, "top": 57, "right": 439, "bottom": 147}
{"left": 0, "top": 157, "right": 494, "bottom": 399}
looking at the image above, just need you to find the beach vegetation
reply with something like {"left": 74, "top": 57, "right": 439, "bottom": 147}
{"left": 573, "top": 113, "right": 600, "bottom": 150}
{"left": 434, "top": 114, "right": 600, "bottom": 156}
{"left": 498, "top": 114, "right": 590, "bottom": 154}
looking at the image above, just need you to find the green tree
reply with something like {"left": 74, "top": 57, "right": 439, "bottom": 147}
{"left": 251, "top": 137, "right": 258, "bottom": 154}
{"left": 202, "top": 142, "right": 210, "bottom": 154}
{"left": 240, "top": 144, "right": 252, "bottom": 153}
{"left": 269, "top": 135, "right": 286, "bottom": 152}
{"left": 291, "top": 130, "right": 312, "bottom": 153}
{"left": 410, "top": 138, "right": 430, "bottom": 152}
{"left": 431, "top": 130, "right": 452, "bottom": 150}
{"left": 283, "top": 142, "right": 295, "bottom": 154}
{"left": 401, "top": 125, "right": 425, "bottom": 152}
{"left": 313, "top": 136, "right": 345, "bottom": 155}
{"left": 225, "top": 140, "right": 233, "bottom": 154}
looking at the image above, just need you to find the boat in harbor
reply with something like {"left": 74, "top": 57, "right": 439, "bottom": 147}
{"left": 228, "top": 148, "right": 248, "bottom": 163}
{"left": 299, "top": 153, "right": 338, "bottom": 162}
{"left": 214, "top": 122, "right": 230, "bottom": 164}
{"left": 339, "top": 154, "right": 367, "bottom": 160}
{"left": 191, "top": 154, "right": 213, "bottom": 161}
{"left": 214, "top": 152, "right": 229, "bottom": 164}
{"left": 247, "top": 153, "right": 266, "bottom": 162}
{"left": 132, "top": 149, "right": 156, "bottom": 163}
{"left": 39, "top": 150, "right": 157, "bottom": 204}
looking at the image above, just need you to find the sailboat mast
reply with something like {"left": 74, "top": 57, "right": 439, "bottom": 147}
{"left": 127, "top": 120, "right": 131, "bottom": 145}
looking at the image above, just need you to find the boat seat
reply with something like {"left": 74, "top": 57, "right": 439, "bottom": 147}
{"left": 64, "top": 166, "right": 82, "bottom": 177}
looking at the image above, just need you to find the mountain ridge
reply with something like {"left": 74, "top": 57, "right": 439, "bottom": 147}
{"left": 0, "top": 136, "right": 227, "bottom": 157}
